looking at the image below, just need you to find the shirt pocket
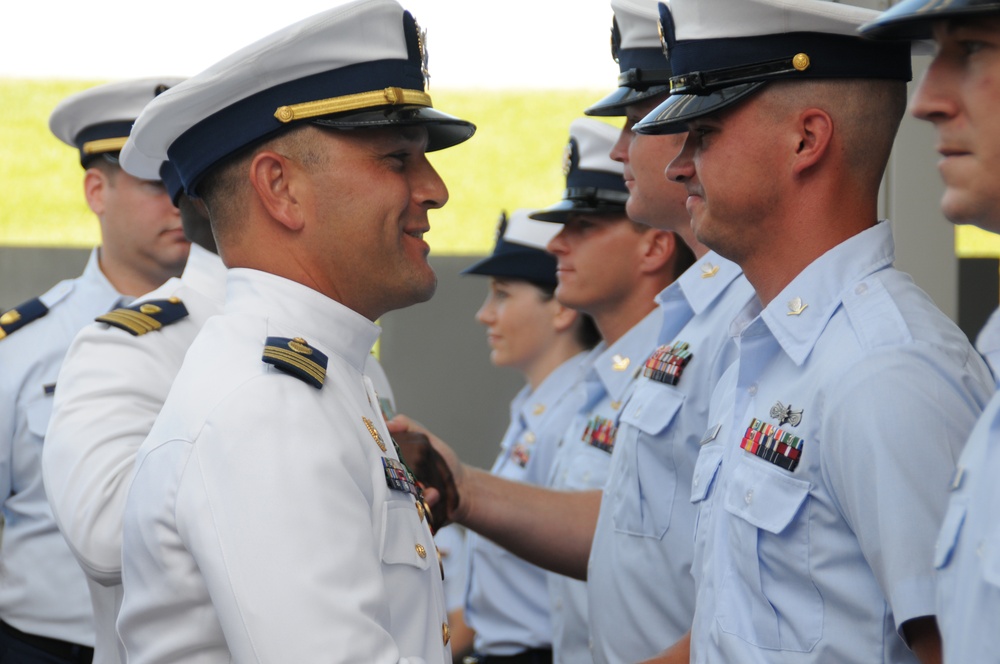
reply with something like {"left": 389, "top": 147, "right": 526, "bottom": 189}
{"left": 717, "top": 454, "right": 821, "bottom": 652}
{"left": 380, "top": 498, "right": 432, "bottom": 572}
{"left": 612, "top": 386, "right": 685, "bottom": 539}
{"left": 933, "top": 499, "right": 967, "bottom": 571}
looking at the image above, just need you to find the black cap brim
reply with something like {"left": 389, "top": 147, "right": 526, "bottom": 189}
{"left": 633, "top": 82, "right": 766, "bottom": 135}
{"left": 861, "top": 0, "right": 1000, "bottom": 40}
{"left": 585, "top": 84, "right": 672, "bottom": 117}
{"left": 461, "top": 246, "right": 557, "bottom": 287}
{"left": 311, "top": 105, "right": 476, "bottom": 151}
{"left": 529, "top": 199, "right": 629, "bottom": 224}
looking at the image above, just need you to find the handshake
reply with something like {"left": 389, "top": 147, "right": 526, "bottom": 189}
{"left": 389, "top": 421, "right": 460, "bottom": 533}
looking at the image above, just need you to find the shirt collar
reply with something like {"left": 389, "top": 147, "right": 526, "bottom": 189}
{"left": 224, "top": 268, "right": 381, "bottom": 374}
{"left": 181, "top": 244, "right": 227, "bottom": 305}
{"left": 86, "top": 247, "right": 128, "bottom": 308}
{"left": 756, "top": 220, "right": 895, "bottom": 367}
{"left": 589, "top": 308, "right": 661, "bottom": 401}
{"left": 516, "top": 350, "right": 591, "bottom": 430}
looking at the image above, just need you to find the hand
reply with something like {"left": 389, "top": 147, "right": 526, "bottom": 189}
{"left": 388, "top": 416, "right": 463, "bottom": 528}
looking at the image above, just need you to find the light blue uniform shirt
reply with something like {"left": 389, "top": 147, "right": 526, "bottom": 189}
{"left": 546, "top": 308, "right": 661, "bottom": 664}
{"left": 935, "top": 309, "right": 1000, "bottom": 663}
{"left": 588, "top": 254, "right": 754, "bottom": 664}
{"left": 465, "top": 351, "right": 590, "bottom": 656}
{"left": 691, "top": 221, "right": 993, "bottom": 664}
{"left": 0, "top": 249, "right": 121, "bottom": 646}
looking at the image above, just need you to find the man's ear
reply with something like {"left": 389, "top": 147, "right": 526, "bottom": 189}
{"left": 249, "top": 150, "right": 306, "bottom": 231}
{"left": 792, "top": 107, "right": 834, "bottom": 177}
{"left": 552, "top": 301, "right": 580, "bottom": 334}
{"left": 637, "top": 228, "right": 677, "bottom": 275}
{"left": 83, "top": 167, "right": 108, "bottom": 216}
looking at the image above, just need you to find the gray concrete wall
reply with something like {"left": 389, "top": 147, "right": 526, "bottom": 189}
{"left": 0, "top": 249, "right": 516, "bottom": 470}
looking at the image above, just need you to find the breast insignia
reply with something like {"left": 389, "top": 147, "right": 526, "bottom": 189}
{"left": 95, "top": 297, "right": 189, "bottom": 336}
{"left": 0, "top": 298, "right": 50, "bottom": 341}
{"left": 261, "top": 336, "right": 328, "bottom": 388}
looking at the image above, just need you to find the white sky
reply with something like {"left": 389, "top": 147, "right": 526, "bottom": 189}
{"left": 0, "top": 0, "right": 617, "bottom": 88}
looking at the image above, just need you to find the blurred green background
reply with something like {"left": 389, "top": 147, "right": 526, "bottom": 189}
{"left": 3, "top": 78, "right": 998, "bottom": 257}
{"left": 0, "top": 79, "right": 617, "bottom": 254}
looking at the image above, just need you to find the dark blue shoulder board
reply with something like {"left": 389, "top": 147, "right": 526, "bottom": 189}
{"left": 95, "top": 297, "right": 189, "bottom": 336}
{"left": 262, "top": 336, "right": 328, "bottom": 389}
{"left": 0, "top": 298, "right": 49, "bottom": 341}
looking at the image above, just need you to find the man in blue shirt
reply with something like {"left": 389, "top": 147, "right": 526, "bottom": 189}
{"left": 863, "top": 2, "right": 1000, "bottom": 662}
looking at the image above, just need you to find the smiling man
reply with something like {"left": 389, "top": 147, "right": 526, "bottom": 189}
{"left": 110, "top": 1, "right": 475, "bottom": 662}
{"left": 863, "top": 2, "right": 1000, "bottom": 662}
{"left": 0, "top": 78, "right": 188, "bottom": 664}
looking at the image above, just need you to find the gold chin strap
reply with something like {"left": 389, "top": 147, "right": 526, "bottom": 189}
{"left": 82, "top": 136, "right": 128, "bottom": 155}
{"left": 273, "top": 87, "right": 433, "bottom": 123}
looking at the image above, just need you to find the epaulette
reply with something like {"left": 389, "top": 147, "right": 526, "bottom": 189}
{"left": 0, "top": 298, "right": 50, "bottom": 341}
{"left": 95, "top": 297, "right": 189, "bottom": 336}
{"left": 262, "top": 336, "right": 328, "bottom": 389}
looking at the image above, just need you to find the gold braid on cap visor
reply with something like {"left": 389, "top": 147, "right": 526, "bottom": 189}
{"left": 274, "top": 87, "right": 433, "bottom": 123}
{"left": 82, "top": 136, "right": 128, "bottom": 155}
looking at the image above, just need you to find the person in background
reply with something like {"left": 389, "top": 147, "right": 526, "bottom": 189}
{"left": 529, "top": 117, "right": 692, "bottom": 663}
{"left": 862, "top": 2, "right": 1000, "bottom": 661}
{"left": 459, "top": 208, "right": 598, "bottom": 664}
{"left": 0, "top": 78, "right": 188, "bottom": 664}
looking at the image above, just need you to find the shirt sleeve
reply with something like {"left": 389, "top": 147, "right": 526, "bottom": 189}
{"left": 822, "top": 343, "right": 988, "bottom": 630}
{"left": 43, "top": 324, "right": 183, "bottom": 584}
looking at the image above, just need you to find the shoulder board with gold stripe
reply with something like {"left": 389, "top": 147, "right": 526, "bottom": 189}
{"left": 262, "top": 336, "right": 328, "bottom": 389}
{"left": 0, "top": 298, "right": 49, "bottom": 341}
{"left": 95, "top": 297, "right": 189, "bottom": 336}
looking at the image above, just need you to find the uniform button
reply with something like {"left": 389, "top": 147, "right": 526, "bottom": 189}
{"left": 442, "top": 622, "right": 450, "bottom": 645}
{"left": 583, "top": 471, "right": 591, "bottom": 482}
{"left": 855, "top": 283, "right": 868, "bottom": 295}
{"left": 748, "top": 384, "right": 758, "bottom": 396}
{"left": 634, "top": 406, "right": 642, "bottom": 416}
{"left": 415, "top": 543, "right": 427, "bottom": 559}
{"left": 744, "top": 489, "right": 753, "bottom": 505}
{"left": 693, "top": 476, "right": 700, "bottom": 489}
{"left": 416, "top": 501, "right": 425, "bottom": 522}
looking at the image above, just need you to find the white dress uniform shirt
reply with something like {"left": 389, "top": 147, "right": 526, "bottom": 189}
{"left": 0, "top": 249, "right": 121, "bottom": 647}
{"left": 934, "top": 310, "right": 1000, "bottom": 663}
{"left": 465, "top": 352, "right": 589, "bottom": 657}
{"left": 690, "top": 221, "right": 993, "bottom": 663}
{"left": 587, "top": 254, "right": 753, "bottom": 664}
{"left": 117, "top": 268, "right": 447, "bottom": 664}
{"left": 546, "top": 309, "right": 660, "bottom": 664}
{"left": 43, "top": 244, "right": 227, "bottom": 664}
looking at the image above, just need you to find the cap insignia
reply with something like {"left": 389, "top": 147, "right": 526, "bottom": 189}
{"left": 416, "top": 19, "right": 431, "bottom": 90}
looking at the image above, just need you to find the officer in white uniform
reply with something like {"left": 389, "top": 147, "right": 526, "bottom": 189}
{"left": 529, "top": 118, "right": 690, "bottom": 664}
{"left": 634, "top": 1, "right": 995, "bottom": 662}
{"left": 41, "top": 164, "right": 225, "bottom": 664}
{"left": 0, "top": 79, "right": 189, "bottom": 664}
{"left": 582, "top": 2, "right": 757, "bottom": 661}
{"left": 461, "top": 210, "right": 593, "bottom": 664}
{"left": 113, "top": 1, "right": 474, "bottom": 661}
{"left": 863, "top": 3, "right": 1000, "bottom": 662}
